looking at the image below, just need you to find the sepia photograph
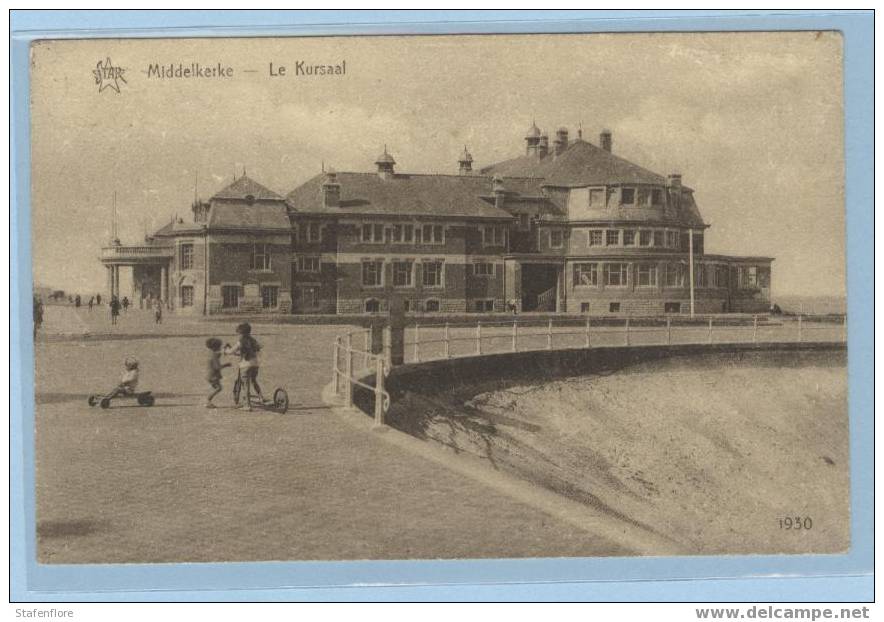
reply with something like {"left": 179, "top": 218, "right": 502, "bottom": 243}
{"left": 29, "top": 31, "right": 848, "bottom": 566}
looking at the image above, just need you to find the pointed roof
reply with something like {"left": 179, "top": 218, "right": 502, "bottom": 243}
{"left": 525, "top": 122, "right": 541, "bottom": 139}
{"left": 481, "top": 139, "right": 667, "bottom": 186}
{"left": 459, "top": 146, "right": 473, "bottom": 163}
{"left": 375, "top": 146, "right": 396, "bottom": 165}
{"left": 210, "top": 175, "right": 284, "bottom": 201}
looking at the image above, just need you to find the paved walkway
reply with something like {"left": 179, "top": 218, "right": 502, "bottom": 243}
{"left": 34, "top": 307, "right": 630, "bottom": 563}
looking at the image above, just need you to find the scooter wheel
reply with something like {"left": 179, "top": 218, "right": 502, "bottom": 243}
{"left": 273, "top": 388, "right": 289, "bottom": 413}
{"left": 99, "top": 398, "right": 111, "bottom": 409}
{"left": 87, "top": 395, "right": 97, "bottom": 407}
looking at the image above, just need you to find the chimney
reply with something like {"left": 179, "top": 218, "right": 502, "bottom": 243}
{"left": 492, "top": 176, "right": 506, "bottom": 210}
{"left": 458, "top": 146, "right": 473, "bottom": 175}
{"left": 600, "top": 129, "right": 612, "bottom": 152}
{"left": 554, "top": 127, "right": 569, "bottom": 155}
{"left": 375, "top": 145, "right": 396, "bottom": 180}
{"left": 321, "top": 170, "right": 341, "bottom": 208}
{"left": 537, "top": 134, "right": 549, "bottom": 158}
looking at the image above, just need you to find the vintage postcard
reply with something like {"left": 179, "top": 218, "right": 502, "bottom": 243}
{"left": 29, "top": 31, "right": 848, "bottom": 566}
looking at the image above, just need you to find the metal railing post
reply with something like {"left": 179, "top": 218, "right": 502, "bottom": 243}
{"left": 753, "top": 315, "right": 758, "bottom": 343}
{"left": 374, "top": 356, "right": 385, "bottom": 427}
{"left": 413, "top": 323, "right": 421, "bottom": 363}
{"left": 842, "top": 315, "right": 847, "bottom": 342}
{"left": 444, "top": 322, "right": 450, "bottom": 359}
{"left": 708, "top": 318, "right": 713, "bottom": 344}
{"left": 383, "top": 326, "right": 392, "bottom": 368}
{"left": 512, "top": 319, "right": 518, "bottom": 352}
{"left": 364, "top": 330, "right": 371, "bottom": 369}
{"left": 797, "top": 315, "right": 803, "bottom": 342}
{"left": 547, "top": 318, "right": 553, "bottom": 350}
{"left": 343, "top": 333, "right": 353, "bottom": 407}
{"left": 332, "top": 338, "right": 340, "bottom": 394}
{"left": 625, "top": 317, "right": 630, "bottom": 346}
{"left": 476, "top": 321, "right": 482, "bottom": 355}
{"left": 585, "top": 316, "right": 591, "bottom": 348}
{"left": 666, "top": 318, "right": 671, "bottom": 345}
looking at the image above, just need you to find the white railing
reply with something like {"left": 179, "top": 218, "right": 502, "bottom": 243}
{"left": 100, "top": 245, "right": 174, "bottom": 259}
{"left": 331, "top": 328, "right": 390, "bottom": 426}
{"left": 400, "top": 314, "right": 846, "bottom": 365}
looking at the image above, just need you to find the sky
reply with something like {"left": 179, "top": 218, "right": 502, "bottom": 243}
{"left": 29, "top": 32, "right": 845, "bottom": 298}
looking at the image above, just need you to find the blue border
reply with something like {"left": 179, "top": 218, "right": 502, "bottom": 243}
{"left": 10, "top": 10, "right": 874, "bottom": 602}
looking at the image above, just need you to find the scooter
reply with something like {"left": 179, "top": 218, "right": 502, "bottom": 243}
{"left": 232, "top": 376, "right": 289, "bottom": 414}
{"left": 87, "top": 390, "right": 155, "bottom": 409}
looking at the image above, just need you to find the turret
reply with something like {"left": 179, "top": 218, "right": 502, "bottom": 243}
{"left": 375, "top": 146, "right": 396, "bottom": 180}
{"left": 458, "top": 146, "right": 473, "bottom": 175}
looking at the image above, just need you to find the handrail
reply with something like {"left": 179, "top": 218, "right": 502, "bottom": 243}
{"left": 331, "top": 328, "right": 390, "bottom": 426}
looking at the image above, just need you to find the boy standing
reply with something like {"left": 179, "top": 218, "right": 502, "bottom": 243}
{"left": 205, "top": 338, "right": 230, "bottom": 408}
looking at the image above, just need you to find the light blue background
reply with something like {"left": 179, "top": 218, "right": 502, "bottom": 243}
{"left": 10, "top": 10, "right": 874, "bottom": 602}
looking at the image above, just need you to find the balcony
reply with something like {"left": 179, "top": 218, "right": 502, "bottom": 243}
{"left": 100, "top": 244, "right": 174, "bottom": 264}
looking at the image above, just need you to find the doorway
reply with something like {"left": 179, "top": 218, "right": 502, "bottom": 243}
{"left": 521, "top": 263, "right": 560, "bottom": 311}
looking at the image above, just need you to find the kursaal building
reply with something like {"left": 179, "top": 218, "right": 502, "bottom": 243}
{"left": 100, "top": 125, "right": 773, "bottom": 316}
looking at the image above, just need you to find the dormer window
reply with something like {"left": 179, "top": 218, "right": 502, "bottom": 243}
{"left": 588, "top": 188, "right": 605, "bottom": 207}
{"left": 621, "top": 188, "right": 635, "bottom": 205}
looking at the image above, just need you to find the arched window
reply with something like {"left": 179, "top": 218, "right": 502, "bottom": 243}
{"left": 364, "top": 298, "right": 380, "bottom": 313}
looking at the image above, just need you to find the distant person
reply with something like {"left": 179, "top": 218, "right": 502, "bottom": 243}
{"left": 122, "top": 296, "right": 129, "bottom": 313}
{"left": 205, "top": 338, "right": 231, "bottom": 409}
{"left": 109, "top": 296, "right": 121, "bottom": 325}
{"left": 33, "top": 295, "right": 44, "bottom": 340}
{"left": 96, "top": 293, "right": 102, "bottom": 306}
{"left": 88, "top": 297, "right": 94, "bottom": 312}
{"left": 154, "top": 298, "right": 163, "bottom": 324}
{"left": 75, "top": 294, "right": 81, "bottom": 308}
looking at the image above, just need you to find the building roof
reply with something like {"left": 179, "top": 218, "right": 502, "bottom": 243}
{"left": 210, "top": 175, "right": 285, "bottom": 202}
{"left": 286, "top": 172, "right": 515, "bottom": 220}
{"left": 481, "top": 138, "right": 668, "bottom": 187}
{"left": 208, "top": 202, "right": 291, "bottom": 231}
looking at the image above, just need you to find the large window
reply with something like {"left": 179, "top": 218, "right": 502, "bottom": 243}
{"left": 362, "top": 260, "right": 383, "bottom": 287}
{"left": 639, "top": 230, "right": 652, "bottom": 246}
{"left": 364, "top": 299, "right": 380, "bottom": 313}
{"left": 694, "top": 263, "right": 708, "bottom": 288}
{"left": 606, "top": 229, "right": 620, "bottom": 246}
{"left": 261, "top": 285, "right": 279, "bottom": 309}
{"left": 303, "top": 223, "right": 322, "bottom": 243}
{"left": 549, "top": 229, "right": 564, "bottom": 249}
{"left": 250, "top": 244, "right": 271, "bottom": 270}
{"left": 221, "top": 285, "right": 241, "bottom": 308}
{"left": 622, "top": 230, "right": 636, "bottom": 246}
{"left": 666, "top": 230, "right": 680, "bottom": 248}
{"left": 588, "top": 229, "right": 603, "bottom": 247}
{"left": 663, "top": 263, "right": 684, "bottom": 288}
{"left": 361, "top": 223, "right": 385, "bottom": 244}
{"left": 604, "top": 263, "right": 629, "bottom": 287}
{"left": 483, "top": 226, "right": 506, "bottom": 247}
{"left": 392, "top": 261, "right": 413, "bottom": 287}
{"left": 179, "top": 243, "right": 194, "bottom": 270}
{"left": 653, "top": 230, "right": 665, "bottom": 247}
{"left": 636, "top": 263, "right": 658, "bottom": 287}
{"left": 621, "top": 188, "right": 635, "bottom": 205}
{"left": 421, "top": 224, "right": 444, "bottom": 245}
{"left": 573, "top": 263, "right": 599, "bottom": 287}
{"left": 180, "top": 285, "right": 194, "bottom": 307}
{"left": 297, "top": 256, "right": 320, "bottom": 273}
{"left": 588, "top": 188, "right": 605, "bottom": 207}
{"left": 422, "top": 261, "right": 443, "bottom": 287}
{"left": 473, "top": 262, "right": 494, "bottom": 277}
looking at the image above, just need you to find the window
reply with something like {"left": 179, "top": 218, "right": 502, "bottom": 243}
{"left": 250, "top": 244, "right": 271, "bottom": 270}
{"left": 390, "top": 224, "right": 403, "bottom": 243}
{"left": 473, "top": 262, "right": 494, "bottom": 277}
{"left": 573, "top": 263, "right": 599, "bottom": 287}
{"left": 639, "top": 230, "right": 652, "bottom": 246}
{"left": 622, "top": 230, "right": 636, "bottom": 246}
{"left": 664, "top": 263, "right": 684, "bottom": 288}
{"left": 666, "top": 230, "right": 680, "bottom": 248}
{"left": 221, "top": 285, "right": 241, "bottom": 309}
{"left": 580, "top": 302, "right": 590, "bottom": 313}
{"left": 179, "top": 244, "right": 194, "bottom": 270}
{"left": 297, "top": 256, "right": 320, "bottom": 273}
{"left": 424, "top": 299, "right": 440, "bottom": 313}
{"left": 483, "top": 226, "right": 506, "bottom": 247}
{"left": 636, "top": 263, "right": 658, "bottom": 287}
{"left": 518, "top": 214, "right": 530, "bottom": 230}
{"left": 261, "top": 285, "right": 279, "bottom": 309}
{"left": 362, "top": 260, "right": 383, "bottom": 287}
{"left": 589, "top": 188, "right": 605, "bottom": 207}
{"left": 651, "top": 189, "right": 663, "bottom": 205}
{"left": 653, "top": 230, "right": 665, "bottom": 247}
{"left": 403, "top": 224, "right": 414, "bottom": 243}
{"left": 422, "top": 261, "right": 443, "bottom": 287}
{"left": 549, "top": 229, "right": 564, "bottom": 249}
{"left": 364, "top": 299, "right": 380, "bottom": 313}
{"left": 180, "top": 285, "right": 194, "bottom": 307}
{"left": 304, "top": 223, "right": 322, "bottom": 243}
{"left": 621, "top": 188, "right": 635, "bottom": 205}
{"left": 609, "top": 302, "right": 621, "bottom": 313}
{"left": 475, "top": 300, "right": 494, "bottom": 313}
{"left": 604, "top": 263, "right": 629, "bottom": 287}
{"left": 694, "top": 263, "right": 708, "bottom": 288}
{"left": 588, "top": 229, "right": 603, "bottom": 246}
{"left": 421, "top": 224, "right": 444, "bottom": 244}
{"left": 713, "top": 265, "right": 729, "bottom": 288}
{"left": 392, "top": 261, "right": 413, "bottom": 287}
{"left": 606, "top": 229, "right": 620, "bottom": 246}
{"left": 746, "top": 266, "right": 758, "bottom": 288}
{"left": 664, "top": 302, "right": 681, "bottom": 313}
{"left": 362, "top": 223, "right": 385, "bottom": 244}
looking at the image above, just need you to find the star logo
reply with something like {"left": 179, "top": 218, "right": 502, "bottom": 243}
{"left": 93, "top": 57, "right": 127, "bottom": 93}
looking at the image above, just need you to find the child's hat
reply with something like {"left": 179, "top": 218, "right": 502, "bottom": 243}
{"left": 124, "top": 356, "right": 139, "bottom": 369}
